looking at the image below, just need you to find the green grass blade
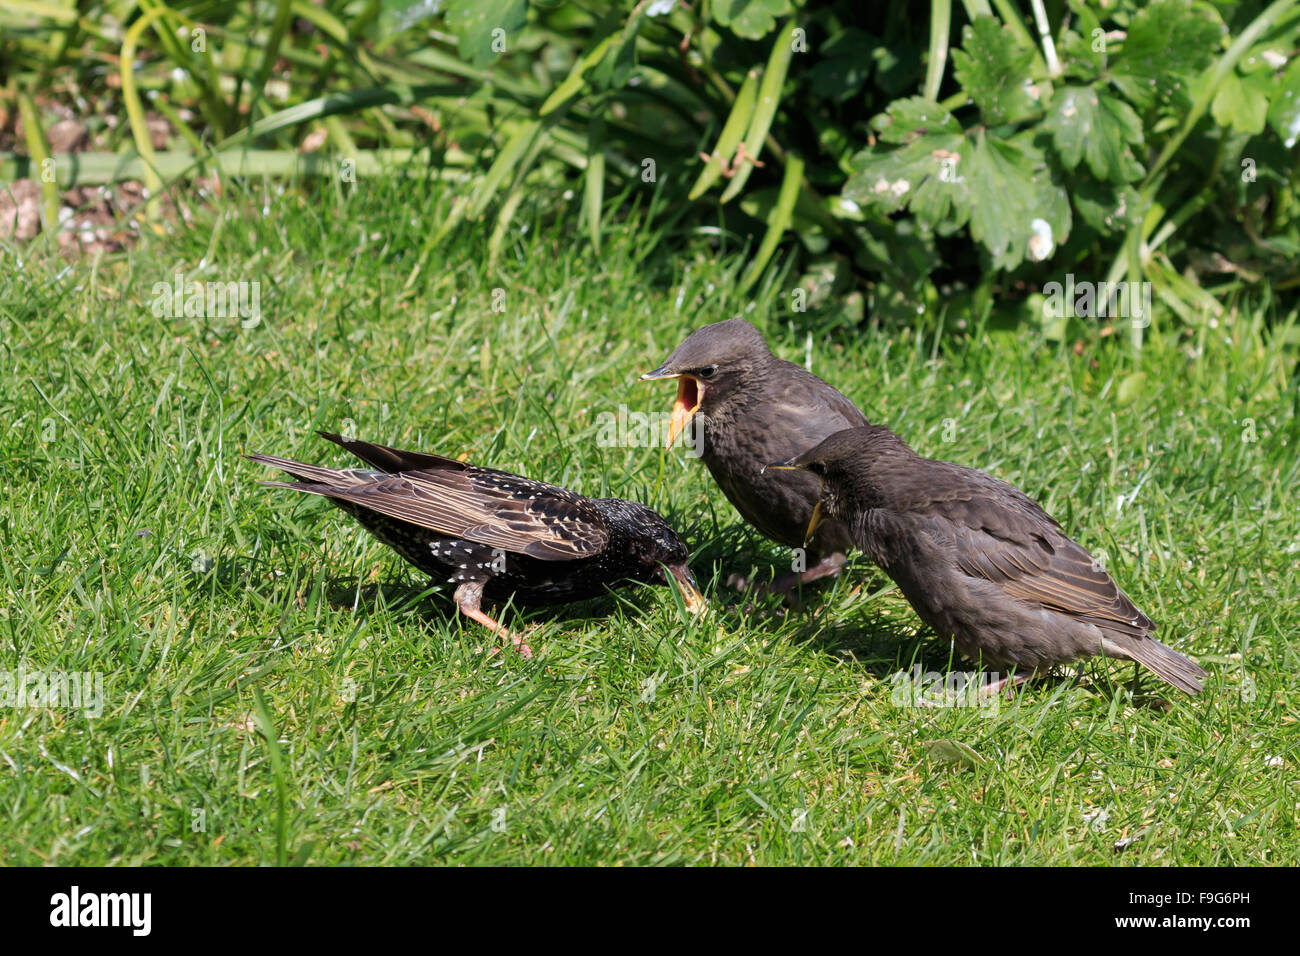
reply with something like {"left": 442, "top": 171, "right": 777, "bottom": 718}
{"left": 468, "top": 119, "right": 543, "bottom": 222}
{"left": 251, "top": 685, "right": 289, "bottom": 867}
{"left": 118, "top": 7, "right": 167, "bottom": 207}
{"left": 739, "top": 153, "right": 804, "bottom": 293}
{"left": 16, "top": 92, "right": 59, "bottom": 230}
{"left": 584, "top": 108, "right": 607, "bottom": 254}
{"left": 924, "top": 0, "right": 952, "bottom": 102}
{"left": 720, "top": 19, "right": 797, "bottom": 205}
{"left": 251, "top": 0, "right": 297, "bottom": 114}
{"left": 688, "top": 68, "right": 759, "bottom": 201}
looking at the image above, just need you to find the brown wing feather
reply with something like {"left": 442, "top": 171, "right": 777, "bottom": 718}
{"left": 775, "top": 359, "right": 871, "bottom": 430}
{"left": 952, "top": 523, "right": 1153, "bottom": 635}
{"left": 912, "top": 462, "right": 1154, "bottom": 635}
{"left": 249, "top": 451, "right": 609, "bottom": 560}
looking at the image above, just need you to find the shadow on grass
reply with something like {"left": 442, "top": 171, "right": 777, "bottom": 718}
{"left": 318, "top": 577, "right": 649, "bottom": 634}
{"left": 199, "top": 520, "right": 1193, "bottom": 705}
{"left": 693, "top": 536, "right": 1194, "bottom": 705}
{"left": 688, "top": 535, "right": 958, "bottom": 682}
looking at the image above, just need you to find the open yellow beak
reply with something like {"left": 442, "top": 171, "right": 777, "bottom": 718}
{"left": 667, "top": 376, "right": 702, "bottom": 447}
{"left": 641, "top": 368, "right": 703, "bottom": 449}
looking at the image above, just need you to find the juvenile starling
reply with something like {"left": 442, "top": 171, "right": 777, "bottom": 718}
{"left": 642, "top": 318, "right": 868, "bottom": 591}
{"left": 249, "top": 432, "right": 703, "bottom": 657}
{"left": 772, "top": 426, "right": 1207, "bottom": 695}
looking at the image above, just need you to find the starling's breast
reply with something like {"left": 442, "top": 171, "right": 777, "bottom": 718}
{"left": 698, "top": 413, "right": 830, "bottom": 549}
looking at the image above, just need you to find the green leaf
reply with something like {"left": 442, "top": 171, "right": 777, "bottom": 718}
{"left": 719, "top": 19, "right": 798, "bottom": 204}
{"left": 806, "top": 28, "right": 876, "bottom": 102}
{"left": 924, "top": 739, "right": 986, "bottom": 771}
{"left": 1043, "top": 85, "right": 1145, "bottom": 182}
{"left": 1111, "top": 0, "right": 1223, "bottom": 113}
{"left": 590, "top": 12, "right": 643, "bottom": 90}
{"left": 739, "top": 153, "right": 805, "bottom": 293}
{"left": 964, "top": 131, "right": 1071, "bottom": 270}
{"left": 711, "top": 0, "right": 794, "bottom": 41}
{"left": 951, "top": 16, "right": 1041, "bottom": 126}
{"left": 689, "top": 68, "right": 760, "bottom": 200}
{"left": 446, "top": 0, "right": 527, "bottom": 68}
{"left": 1117, "top": 371, "right": 1148, "bottom": 406}
{"left": 1267, "top": 56, "right": 1300, "bottom": 148}
{"left": 584, "top": 110, "right": 606, "bottom": 254}
{"left": 872, "top": 96, "right": 963, "bottom": 144}
{"left": 1058, "top": 4, "right": 1106, "bottom": 82}
{"left": 538, "top": 8, "right": 648, "bottom": 116}
{"left": 1073, "top": 182, "right": 1143, "bottom": 237}
{"left": 1211, "top": 70, "right": 1272, "bottom": 135}
{"left": 845, "top": 118, "right": 968, "bottom": 226}
{"left": 848, "top": 116, "right": 1070, "bottom": 270}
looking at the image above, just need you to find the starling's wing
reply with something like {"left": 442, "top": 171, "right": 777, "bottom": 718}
{"left": 913, "top": 462, "right": 1155, "bottom": 637}
{"left": 822, "top": 386, "right": 871, "bottom": 429}
{"left": 250, "top": 454, "right": 609, "bottom": 560}
{"left": 778, "top": 361, "right": 871, "bottom": 430}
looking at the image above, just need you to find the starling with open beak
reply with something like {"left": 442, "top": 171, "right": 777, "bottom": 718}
{"left": 249, "top": 432, "right": 704, "bottom": 658}
{"left": 642, "top": 318, "right": 869, "bottom": 592}
{"left": 773, "top": 426, "right": 1207, "bottom": 695}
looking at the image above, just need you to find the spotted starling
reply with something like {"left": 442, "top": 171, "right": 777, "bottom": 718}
{"left": 249, "top": 432, "right": 703, "bottom": 657}
{"left": 772, "top": 426, "right": 1207, "bottom": 694}
{"left": 642, "top": 318, "right": 868, "bottom": 591}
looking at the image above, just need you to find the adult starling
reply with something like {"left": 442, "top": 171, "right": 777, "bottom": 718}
{"left": 249, "top": 431, "right": 703, "bottom": 657}
{"left": 772, "top": 426, "right": 1207, "bottom": 695}
{"left": 642, "top": 318, "right": 868, "bottom": 591}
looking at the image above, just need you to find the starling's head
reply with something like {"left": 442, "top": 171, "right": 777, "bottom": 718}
{"left": 766, "top": 426, "right": 902, "bottom": 534}
{"left": 597, "top": 498, "right": 705, "bottom": 613}
{"left": 640, "top": 318, "right": 773, "bottom": 447}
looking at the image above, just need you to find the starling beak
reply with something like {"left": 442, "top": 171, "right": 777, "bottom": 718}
{"left": 644, "top": 318, "right": 869, "bottom": 593}
{"left": 765, "top": 461, "right": 824, "bottom": 546}
{"left": 786, "top": 426, "right": 1209, "bottom": 695}
{"left": 666, "top": 563, "right": 706, "bottom": 614}
{"left": 248, "top": 431, "right": 703, "bottom": 657}
{"left": 639, "top": 366, "right": 703, "bottom": 448}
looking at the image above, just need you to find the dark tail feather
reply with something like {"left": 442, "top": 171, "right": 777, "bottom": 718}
{"left": 1103, "top": 635, "right": 1207, "bottom": 695}
{"left": 316, "top": 431, "right": 465, "bottom": 474}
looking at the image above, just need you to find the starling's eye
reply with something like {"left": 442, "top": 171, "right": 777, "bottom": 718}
{"left": 808, "top": 462, "right": 825, "bottom": 476}
{"left": 699, "top": 365, "right": 717, "bottom": 379}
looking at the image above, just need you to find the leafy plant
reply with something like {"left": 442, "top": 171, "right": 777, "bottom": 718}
{"left": 2, "top": 0, "right": 1298, "bottom": 337}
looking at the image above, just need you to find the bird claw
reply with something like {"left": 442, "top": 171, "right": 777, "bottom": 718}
{"left": 485, "top": 632, "right": 534, "bottom": 659}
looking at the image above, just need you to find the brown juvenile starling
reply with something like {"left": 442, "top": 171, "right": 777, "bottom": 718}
{"left": 773, "top": 426, "right": 1207, "bottom": 694}
{"left": 642, "top": 318, "right": 868, "bottom": 591}
{"left": 249, "top": 432, "right": 703, "bottom": 657}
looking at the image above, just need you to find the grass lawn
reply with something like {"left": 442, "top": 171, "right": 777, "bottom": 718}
{"left": 2, "top": 178, "right": 1297, "bottom": 865}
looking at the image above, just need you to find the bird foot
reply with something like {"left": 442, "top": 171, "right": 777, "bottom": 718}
{"left": 728, "top": 553, "right": 848, "bottom": 597}
{"left": 486, "top": 634, "right": 534, "bottom": 659}
{"left": 455, "top": 583, "right": 534, "bottom": 659}
{"left": 980, "top": 672, "right": 1033, "bottom": 698}
{"left": 770, "top": 552, "right": 849, "bottom": 594}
